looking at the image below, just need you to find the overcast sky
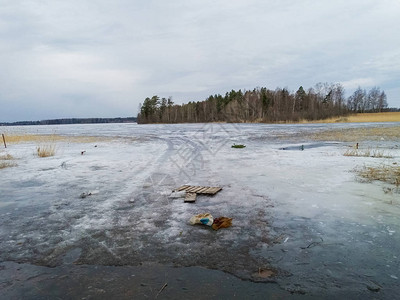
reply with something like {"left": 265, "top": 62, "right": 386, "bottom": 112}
{"left": 1, "top": 0, "right": 399, "bottom": 122}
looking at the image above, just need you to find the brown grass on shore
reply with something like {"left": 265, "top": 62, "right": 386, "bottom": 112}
{"left": 310, "top": 126, "right": 400, "bottom": 142}
{"left": 1, "top": 134, "right": 106, "bottom": 144}
{"left": 301, "top": 112, "right": 400, "bottom": 124}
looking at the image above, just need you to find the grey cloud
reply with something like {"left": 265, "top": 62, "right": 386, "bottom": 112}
{"left": 1, "top": 0, "right": 399, "bottom": 122}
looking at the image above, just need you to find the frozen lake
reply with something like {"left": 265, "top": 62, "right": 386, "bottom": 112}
{"left": 1, "top": 122, "right": 399, "bottom": 298}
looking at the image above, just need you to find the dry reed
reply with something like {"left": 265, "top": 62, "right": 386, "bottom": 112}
{"left": 0, "top": 153, "right": 14, "bottom": 160}
{"left": 0, "top": 153, "right": 16, "bottom": 169}
{"left": 357, "top": 164, "right": 400, "bottom": 186}
{"left": 36, "top": 145, "right": 56, "bottom": 157}
{"left": 344, "top": 149, "right": 392, "bottom": 158}
{"left": 0, "top": 162, "right": 16, "bottom": 169}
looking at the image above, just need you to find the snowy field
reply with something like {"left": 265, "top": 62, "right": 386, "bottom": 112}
{"left": 1, "top": 122, "right": 399, "bottom": 297}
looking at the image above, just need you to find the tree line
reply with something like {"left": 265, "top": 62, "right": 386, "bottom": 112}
{"left": 137, "top": 83, "right": 389, "bottom": 124}
{"left": 346, "top": 86, "right": 387, "bottom": 113}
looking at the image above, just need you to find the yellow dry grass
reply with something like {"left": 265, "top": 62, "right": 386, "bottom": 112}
{"left": 345, "top": 112, "right": 400, "bottom": 123}
{"left": 310, "top": 126, "right": 400, "bottom": 142}
{"left": 1, "top": 134, "right": 106, "bottom": 144}
{"left": 301, "top": 112, "right": 400, "bottom": 124}
{"left": 36, "top": 144, "right": 56, "bottom": 157}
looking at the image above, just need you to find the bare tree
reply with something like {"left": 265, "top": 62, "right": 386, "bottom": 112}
{"left": 377, "top": 90, "right": 388, "bottom": 112}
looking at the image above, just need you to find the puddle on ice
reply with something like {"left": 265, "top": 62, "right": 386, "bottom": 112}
{"left": 279, "top": 142, "right": 341, "bottom": 150}
{"left": 0, "top": 122, "right": 399, "bottom": 298}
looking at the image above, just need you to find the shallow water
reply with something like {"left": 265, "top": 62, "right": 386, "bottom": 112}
{"left": 1, "top": 122, "right": 399, "bottom": 298}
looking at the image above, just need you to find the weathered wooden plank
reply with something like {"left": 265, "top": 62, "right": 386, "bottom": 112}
{"left": 177, "top": 185, "right": 190, "bottom": 191}
{"left": 199, "top": 187, "right": 211, "bottom": 194}
{"left": 212, "top": 187, "right": 223, "bottom": 194}
{"left": 196, "top": 187, "right": 209, "bottom": 193}
{"left": 205, "top": 187, "right": 222, "bottom": 194}
{"left": 199, "top": 186, "right": 210, "bottom": 194}
{"left": 192, "top": 186, "right": 203, "bottom": 193}
{"left": 184, "top": 192, "right": 197, "bottom": 202}
{"left": 186, "top": 186, "right": 198, "bottom": 192}
{"left": 203, "top": 187, "right": 218, "bottom": 194}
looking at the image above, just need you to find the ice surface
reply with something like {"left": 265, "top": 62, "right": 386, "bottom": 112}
{"left": 0, "top": 122, "right": 399, "bottom": 296}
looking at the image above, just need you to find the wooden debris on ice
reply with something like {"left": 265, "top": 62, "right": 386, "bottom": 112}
{"left": 176, "top": 185, "right": 222, "bottom": 195}
{"left": 184, "top": 192, "right": 197, "bottom": 203}
{"left": 175, "top": 185, "right": 222, "bottom": 203}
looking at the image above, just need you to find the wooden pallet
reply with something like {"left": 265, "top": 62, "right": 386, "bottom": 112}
{"left": 176, "top": 185, "right": 222, "bottom": 195}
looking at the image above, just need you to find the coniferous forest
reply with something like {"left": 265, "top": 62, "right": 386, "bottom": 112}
{"left": 137, "top": 83, "right": 388, "bottom": 124}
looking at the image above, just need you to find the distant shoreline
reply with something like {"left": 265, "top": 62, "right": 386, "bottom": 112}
{"left": 0, "top": 117, "right": 137, "bottom": 126}
{"left": 2, "top": 112, "right": 399, "bottom": 126}
{"left": 138, "top": 112, "right": 400, "bottom": 125}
